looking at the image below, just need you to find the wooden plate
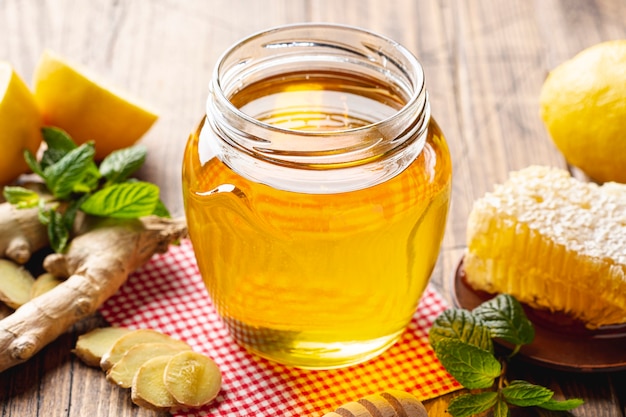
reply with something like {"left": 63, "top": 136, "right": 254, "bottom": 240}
{"left": 452, "top": 257, "right": 626, "bottom": 373}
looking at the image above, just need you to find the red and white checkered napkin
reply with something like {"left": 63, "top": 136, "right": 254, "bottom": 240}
{"left": 100, "top": 239, "right": 461, "bottom": 417}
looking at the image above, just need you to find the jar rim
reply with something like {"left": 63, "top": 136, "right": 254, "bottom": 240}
{"left": 210, "top": 22, "right": 426, "bottom": 138}
{"left": 203, "top": 23, "right": 431, "bottom": 193}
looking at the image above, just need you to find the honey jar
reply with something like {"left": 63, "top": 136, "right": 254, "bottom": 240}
{"left": 182, "top": 23, "right": 452, "bottom": 369}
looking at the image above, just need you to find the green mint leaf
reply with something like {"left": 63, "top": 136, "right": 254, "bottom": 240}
{"left": 80, "top": 181, "right": 159, "bottom": 219}
{"left": 501, "top": 380, "right": 553, "bottom": 407}
{"left": 99, "top": 145, "right": 147, "bottom": 184}
{"left": 40, "top": 127, "right": 77, "bottom": 170}
{"left": 447, "top": 392, "right": 498, "bottom": 417}
{"left": 38, "top": 200, "right": 51, "bottom": 225}
{"left": 433, "top": 339, "right": 501, "bottom": 389}
{"left": 24, "top": 149, "right": 44, "bottom": 178}
{"left": 472, "top": 294, "right": 535, "bottom": 347}
{"left": 152, "top": 199, "right": 171, "bottom": 218}
{"left": 63, "top": 194, "right": 89, "bottom": 230}
{"left": 430, "top": 308, "right": 493, "bottom": 353}
{"left": 3, "top": 186, "right": 40, "bottom": 208}
{"left": 73, "top": 165, "right": 101, "bottom": 194}
{"left": 43, "top": 142, "right": 97, "bottom": 200}
{"left": 48, "top": 209, "right": 70, "bottom": 253}
{"left": 538, "top": 397, "right": 584, "bottom": 411}
{"left": 493, "top": 396, "right": 510, "bottom": 417}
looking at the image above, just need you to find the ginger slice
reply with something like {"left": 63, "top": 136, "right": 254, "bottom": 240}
{"left": 30, "top": 273, "right": 64, "bottom": 299}
{"left": 107, "top": 342, "right": 191, "bottom": 388}
{"left": 163, "top": 351, "right": 222, "bottom": 407}
{"left": 131, "top": 355, "right": 178, "bottom": 411}
{"left": 73, "top": 326, "right": 133, "bottom": 367}
{"left": 100, "top": 328, "right": 190, "bottom": 371}
{"left": 0, "top": 259, "right": 35, "bottom": 308}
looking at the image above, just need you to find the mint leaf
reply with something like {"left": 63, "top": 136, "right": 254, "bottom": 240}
{"left": 63, "top": 194, "right": 89, "bottom": 230}
{"left": 80, "top": 181, "right": 159, "bottom": 218}
{"left": 77, "top": 165, "right": 102, "bottom": 193}
{"left": 40, "top": 127, "right": 77, "bottom": 170}
{"left": 433, "top": 339, "right": 501, "bottom": 389}
{"left": 472, "top": 294, "right": 534, "bottom": 347}
{"left": 38, "top": 200, "right": 51, "bottom": 225}
{"left": 501, "top": 380, "right": 553, "bottom": 407}
{"left": 24, "top": 149, "right": 44, "bottom": 178}
{"left": 100, "top": 145, "right": 147, "bottom": 184}
{"left": 48, "top": 209, "right": 70, "bottom": 253}
{"left": 429, "top": 308, "right": 493, "bottom": 353}
{"left": 3, "top": 186, "right": 40, "bottom": 208}
{"left": 153, "top": 199, "right": 171, "bottom": 218}
{"left": 493, "top": 396, "right": 510, "bottom": 417}
{"left": 447, "top": 392, "right": 498, "bottom": 417}
{"left": 44, "top": 142, "right": 97, "bottom": 199}
{"left": 538, "top": 398, "right": 584, "bottom": 410}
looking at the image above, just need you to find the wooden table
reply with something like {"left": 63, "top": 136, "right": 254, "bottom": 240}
{"left": 2, "top": 1, "right": 625, "bottom": 416}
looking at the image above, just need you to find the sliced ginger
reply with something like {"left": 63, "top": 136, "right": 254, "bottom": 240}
{"left": 74, "top": 326, "right": 133, "bottom": 367}
{"left": 0, "top": 258, "right": 35, "bottom": 308}
{"left": 100, "top": 328, "right": 190, "bottom": 371}
{"left": 30, "top": 273, "right": 64, "bottom": 299}
{"left": 107, "top": 342, "right": 191, "bottom": 388}
{"left": 163, "top": 351, "right": 222, "bottom": 407}
{"left": 74, "top": 326, "right": 222, "bottom": 412}
{"left": 131, "top": 355, "right": 178, "bottom": 411}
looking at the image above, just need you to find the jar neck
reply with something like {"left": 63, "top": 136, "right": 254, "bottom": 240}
{"left": 204, "top": 23, "right": 431, "bottom": 193}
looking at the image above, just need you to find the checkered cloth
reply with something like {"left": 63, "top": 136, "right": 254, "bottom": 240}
{"left": 99, "top": 239, "right": 460, "bottom": 416}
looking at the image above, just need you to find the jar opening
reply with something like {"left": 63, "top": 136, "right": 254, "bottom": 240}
{"left": 204, "top": 23, "right": 431, "bottom": 193}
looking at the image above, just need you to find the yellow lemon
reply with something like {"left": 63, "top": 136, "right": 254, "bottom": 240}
{"left": 540, "top": 40, "right": 626, "bottom": 183}
{"left": 0, "top": 62, "right": 43, "bottom": 185}
{"left": 33, "top": 50, "right": 158, "bottom": 160}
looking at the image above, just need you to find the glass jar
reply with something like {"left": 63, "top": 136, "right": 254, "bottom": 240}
{"left": 182, "top": 23, "right": 452, "bottom": 369}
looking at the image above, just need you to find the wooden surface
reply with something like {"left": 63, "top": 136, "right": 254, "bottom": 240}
{"left": 2, "top": 1, "right": 626, "bottom": 416}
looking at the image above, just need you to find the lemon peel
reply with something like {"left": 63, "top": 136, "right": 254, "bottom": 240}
{"left": 0, "top": 62, "right": 43, "bottom": 185}
{"left": 33, "top": 50, "right": 158, "bottom": 160}
{"left": 540, "top": 40, "right": 626, "bottom": 183}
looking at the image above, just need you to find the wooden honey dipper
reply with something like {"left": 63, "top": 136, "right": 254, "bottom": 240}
{"left": 322, "top": 390, "right": 428, "bottom": 417}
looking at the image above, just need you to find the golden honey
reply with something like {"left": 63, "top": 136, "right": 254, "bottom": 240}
{"left": 182, "top": 24, "right": 452, "bottom": 368}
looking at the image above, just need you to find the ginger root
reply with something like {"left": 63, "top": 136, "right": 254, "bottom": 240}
{"left": 0, "top": 202, "right": 48, "bottom": 264}
{"left": 0, "top": 215, "right": 187, "bottom": 372}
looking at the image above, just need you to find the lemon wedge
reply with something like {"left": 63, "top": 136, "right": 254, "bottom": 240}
{"left": 33, "top": 51, "right": 158, "bottom": 160}
{"left": 0, "top": 62, "right": 43, "bottom": 185}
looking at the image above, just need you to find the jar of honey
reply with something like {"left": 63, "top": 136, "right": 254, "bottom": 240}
{"left": 182, "top": 23, "right": 452, "bottom": 369}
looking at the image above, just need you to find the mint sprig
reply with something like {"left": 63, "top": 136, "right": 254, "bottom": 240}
{"left": 429, "top": 294, "right": 584, "bottom": 416}
{"left": 3, "top": 126, "right": 170, "bottom": 253}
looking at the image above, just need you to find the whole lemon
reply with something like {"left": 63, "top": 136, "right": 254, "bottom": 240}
{"left": 539, "top": 40, "right": 626, "bottom": 183}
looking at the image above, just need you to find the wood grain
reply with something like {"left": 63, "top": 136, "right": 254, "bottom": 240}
{"left": 1, "top": 0, "right": 626, "bottom": 416}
